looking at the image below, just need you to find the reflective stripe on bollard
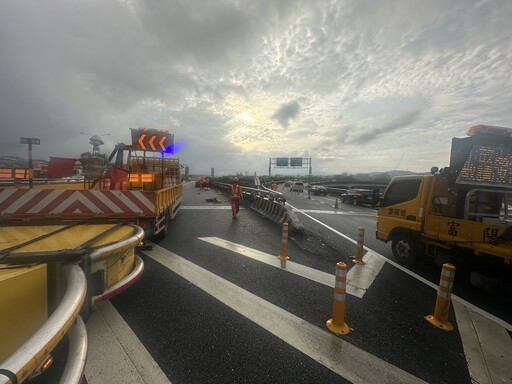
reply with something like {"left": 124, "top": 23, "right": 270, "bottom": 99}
{"left": 425, "top": 263, "right": 456, "bottom": 331}
{"left": 326, "top": 262, "right": 350, "bottom": 335}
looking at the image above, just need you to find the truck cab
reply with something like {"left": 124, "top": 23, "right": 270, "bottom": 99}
{"left": 377, "top": 124, "right": 512, "bottom": 267}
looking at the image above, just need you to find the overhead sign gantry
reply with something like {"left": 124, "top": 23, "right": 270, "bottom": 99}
{"left": 269, "top": 157, "right": 312, "bottom": 179}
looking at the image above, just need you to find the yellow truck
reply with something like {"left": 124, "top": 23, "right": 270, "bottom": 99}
{"left": 0, "top": 127, "right": 183, "bottom": 383}
{"left": 0, "top": 128, "right": 183, "bottom": 238}
{"left": 377, "top": 124, "right": 512, "bottom": 267}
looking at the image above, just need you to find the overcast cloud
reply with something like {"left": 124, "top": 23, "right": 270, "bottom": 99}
{"left": 1, "top": 0, "right": 511, "bottom": 176}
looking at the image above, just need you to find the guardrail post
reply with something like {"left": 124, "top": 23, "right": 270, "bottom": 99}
{"left": 353, "top": 227, "right": 365, "bottom": 265}
{"left": 326, "top": 262, "right": 350, "bottom": 335}
{"left": 278, "top": 223, "right": 289, "bottom": 260}
{"left": 425, "top": 263, "right": 456, "bottom": 331}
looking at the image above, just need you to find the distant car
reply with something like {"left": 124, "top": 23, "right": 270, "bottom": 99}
{"left": 284, "top": 180, "right": 292, "bottom": 187}
{"left": 290, "top": 181, "right": 304, "bottom": 193}
{"left": 341, "top": 189, "right": 379, "bottom": 207}
{"left": 308, "top": 185, "right": 328, "bottom": 196}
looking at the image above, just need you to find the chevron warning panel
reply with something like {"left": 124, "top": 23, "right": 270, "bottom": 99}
{"left": 0, "top": 189, "right": 156, "bottom": 219}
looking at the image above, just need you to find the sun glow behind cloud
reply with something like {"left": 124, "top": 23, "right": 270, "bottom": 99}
{"left": 1, "top": 0, "right": 512, "bottom": 176}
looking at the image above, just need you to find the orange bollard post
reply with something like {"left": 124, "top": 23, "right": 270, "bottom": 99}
{"left": 278, "top": 222, "right": 290, "bottom": 260}
{"left": 425, "top": 263, "right": 456, "bottom": 331}
{"left": 334, "top": 198, "right": 339, "bottom": 209}
{"left": 353, "top": 227, "right": 366, "bottom": 265}
{"left": 326, "top": 262, "right": 350, "bottom": 335}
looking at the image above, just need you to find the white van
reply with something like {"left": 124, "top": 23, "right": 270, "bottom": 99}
{"left": 290, "top": 181, "right": 304, "bottom": 193}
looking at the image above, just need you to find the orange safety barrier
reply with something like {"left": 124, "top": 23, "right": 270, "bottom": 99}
{"left": 0, "top": 169, "right": 13, "bottom": 178}
{"left": 326, "top": 262, "right": 350, "bottom": 335}
{"left": 425, "top": 263, "right": 456, "bottom": 331}
{"left": 278, "top": 222, "right": 290, "bottom": 261}
{"left": 0, "top": 169, "right": 30, "bottom": 179}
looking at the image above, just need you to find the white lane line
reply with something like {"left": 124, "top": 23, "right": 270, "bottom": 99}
{"left": 198, "top": 236, "right": 384, "bottom": 298}
{"left": 294, "top": 208, "right": 375, "bottom": 216}
{"left": 142, "top": 245, "right": 427, "bottom": 384}
{"left": 85, "top": 300, "right": 171, "bottom": 384}
{"left": 181, "top": 206, "right": 232, "bottom": 210}
{"left": 291, "top": 203, "right": 512, "bottom": 332}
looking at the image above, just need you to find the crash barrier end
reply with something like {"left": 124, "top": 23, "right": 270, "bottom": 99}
{"left": 352, "top": 227, "right": 366, "bottom": 265}
{"left": 278, "top": 222, "right": 289, "bottom": 260}
{"left": 326, "top": 262, "right": 350, "bottom": 335}
{"left": 425, "top": 263, "right": 456, "bottom": 331}
{"left": 250, "top": 196, "right": 304, "bottom": 234}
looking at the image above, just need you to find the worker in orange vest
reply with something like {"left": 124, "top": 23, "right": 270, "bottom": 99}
{"left": 227, "top": 177, "right": 243, "bottom": 219}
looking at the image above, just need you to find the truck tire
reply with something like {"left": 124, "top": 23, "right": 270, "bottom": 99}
{"left": 391, "top": 232, "right": 422, "bottom": 266}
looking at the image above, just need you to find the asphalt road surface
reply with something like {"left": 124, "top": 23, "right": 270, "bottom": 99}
{"left": 36, "top": 181, "right": 512, "bottom": 383}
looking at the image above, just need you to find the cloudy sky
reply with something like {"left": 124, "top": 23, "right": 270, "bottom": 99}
{"left": 1, "top": 0, "right": 511, "bottom": 176}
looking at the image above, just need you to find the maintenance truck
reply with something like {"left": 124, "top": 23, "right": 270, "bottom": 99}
{"left": 377, "top": 124, "right": 512, "bottom": 267}
{"left": 0, "top": 223, "right": 144, "bottom": 384}
{"left": 0, "top": 127, "right": 183, "bottom": 383}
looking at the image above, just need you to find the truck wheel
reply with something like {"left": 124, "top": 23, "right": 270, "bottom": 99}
{"left": 391, "top": 232, "right": 422, "bottom": 266}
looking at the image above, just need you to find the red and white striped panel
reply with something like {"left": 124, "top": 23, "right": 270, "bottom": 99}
{"left": 0, "top": 189, "right": 156, "bottom": 218}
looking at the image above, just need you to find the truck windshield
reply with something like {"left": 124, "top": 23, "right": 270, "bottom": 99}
{"left": 381, "top": 179, "right": 421, "bottom": 207}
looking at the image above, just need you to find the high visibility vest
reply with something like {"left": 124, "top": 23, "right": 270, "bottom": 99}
{"left": 229, "top": 184, "right": 241, "bottom": 199}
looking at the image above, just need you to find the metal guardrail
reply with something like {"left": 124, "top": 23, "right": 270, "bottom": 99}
{"left": 88, "top": 224, "right": 145, "bottom": 262}
{"left": 59, "top": 315, "right": 87, "bottom": 384}
{"left": 92, "top": 254, "right": 144, "bottom": 305}
{"left": 211, "top": 181, "right": 285, "bottom": 201}
{"left": 0, "top": 263, "right": 87, "bottom": 384}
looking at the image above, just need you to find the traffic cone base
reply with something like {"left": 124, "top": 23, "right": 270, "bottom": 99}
{"left": 326, "top": 319, "right": 350, "bottom": 335}
{"left": 278, "top": 255, "right": 289, "bottom": 261}
{"left": 425, "top": 315, "right": 454, "bottom": 331}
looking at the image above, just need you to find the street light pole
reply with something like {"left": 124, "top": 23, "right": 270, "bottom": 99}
{"left": 20, "top": 137, "right": 40, "bottom": 189}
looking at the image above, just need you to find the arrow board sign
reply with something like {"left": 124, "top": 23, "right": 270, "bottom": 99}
{"left": 130, "top": 129, "right": 174, "bottom": 153}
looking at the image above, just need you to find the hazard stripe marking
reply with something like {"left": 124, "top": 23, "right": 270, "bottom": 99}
{"left": 16, "top": 189, "right": 54, "bottom": 213}
{"left": 0, "top": 189, "right": 156, "bottom": 216}
{"left": 0, "top": 189, "right": 21, "bottom": 212}
{"left": 82, "top": 190, "right": 117, "bottom": 213}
